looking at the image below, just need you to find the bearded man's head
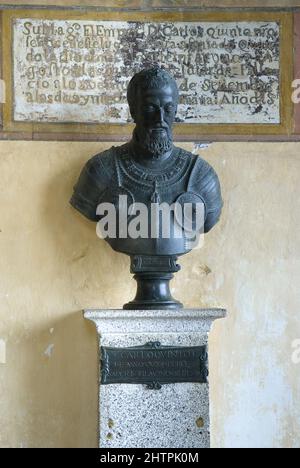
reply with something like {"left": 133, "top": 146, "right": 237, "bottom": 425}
{"left": 127, "top": 67, "right": 179, "bottom": 157}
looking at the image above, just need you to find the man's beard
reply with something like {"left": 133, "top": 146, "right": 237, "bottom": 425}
{"left": 136, "top": 128, "right": 173, "bottom": 158}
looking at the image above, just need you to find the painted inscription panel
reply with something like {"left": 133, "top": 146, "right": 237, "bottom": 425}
{"left": 13, "top": 18, "right": 280, "bottom": 124}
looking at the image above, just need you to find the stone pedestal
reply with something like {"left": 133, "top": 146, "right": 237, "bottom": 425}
{"left": 84, "top": 309, "right": 226, "bottom": 449}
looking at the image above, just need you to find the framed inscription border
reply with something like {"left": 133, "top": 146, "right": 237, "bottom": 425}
{"left": 1, "top": 9, "right": 294, "bottom": 139}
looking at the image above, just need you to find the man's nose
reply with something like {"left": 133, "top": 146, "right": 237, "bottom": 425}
{"left": 156, "top": 107, "right": 165, "bottom": 125}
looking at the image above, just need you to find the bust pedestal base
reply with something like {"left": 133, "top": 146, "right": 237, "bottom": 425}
{"left": 125, "top": 255, "right": 182, "bottom": 309}
{"left": 84, "top": 308, "right": 226, "bottom": 449}
{"left": 123, "top": 273, "right": 183, "bottom": 310}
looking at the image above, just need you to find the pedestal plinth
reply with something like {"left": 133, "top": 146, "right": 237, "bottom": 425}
{"left": 84, "top": 309, "right": 226, "bottom": 449}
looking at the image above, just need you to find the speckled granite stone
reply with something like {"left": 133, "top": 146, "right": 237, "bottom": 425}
{"left": 84, "top": 309, "right": 226, "bottom": 448}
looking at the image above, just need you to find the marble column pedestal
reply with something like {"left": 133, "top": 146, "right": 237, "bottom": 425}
{"left": 84, "top": 309, "right": 226, "bottom": 449}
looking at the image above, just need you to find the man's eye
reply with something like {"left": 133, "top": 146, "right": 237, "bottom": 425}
{"left": 145, "top": 106, "right": 156, "bottom": 112}
{"left": 165, "top": 105, "right": 175, "bottom": 113}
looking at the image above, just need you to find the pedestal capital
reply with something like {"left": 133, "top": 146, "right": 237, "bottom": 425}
{"left": 84, "top": 308, "right": 226, "bottom": 335}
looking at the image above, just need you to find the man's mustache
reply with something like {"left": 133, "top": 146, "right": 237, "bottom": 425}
{"left": 148, "top": 125, "right": 170, "bottom": 133}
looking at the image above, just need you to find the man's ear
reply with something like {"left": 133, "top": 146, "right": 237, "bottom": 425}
{"left": 173, "top": 106, "right": 178, "bottom": 122}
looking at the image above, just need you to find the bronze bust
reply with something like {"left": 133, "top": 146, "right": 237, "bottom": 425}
{"left": 70, "top": 67, "right": 222, "bottom": 309}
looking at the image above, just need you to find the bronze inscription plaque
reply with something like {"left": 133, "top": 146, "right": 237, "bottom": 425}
{"left": 101, "top": 342, "right": 208, "bottom": 389}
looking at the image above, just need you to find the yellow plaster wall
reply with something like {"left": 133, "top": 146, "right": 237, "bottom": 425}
{"left": 0, "top": 140, "right": 299, "bottom": 448}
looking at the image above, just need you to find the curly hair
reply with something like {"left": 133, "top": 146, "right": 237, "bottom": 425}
{"left": 127, "top": 66, "right": 179, "bottom": 118}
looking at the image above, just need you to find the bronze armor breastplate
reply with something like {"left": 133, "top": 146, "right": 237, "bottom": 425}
{"left": 99, "top": 145, "right": 206, "bottom": 256}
